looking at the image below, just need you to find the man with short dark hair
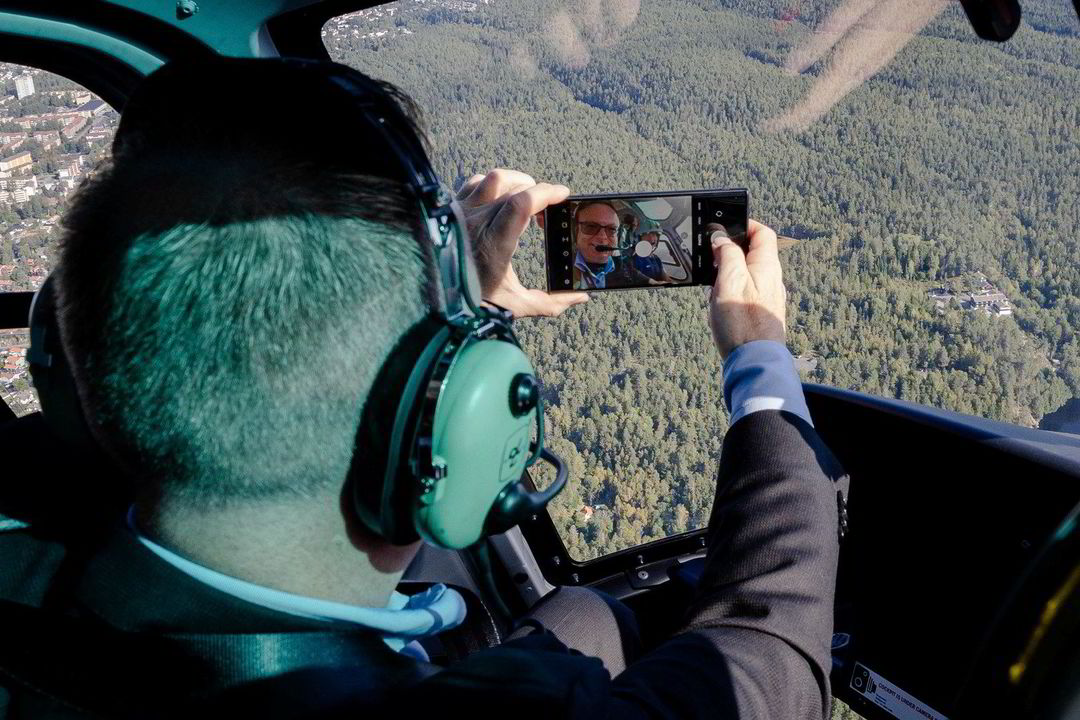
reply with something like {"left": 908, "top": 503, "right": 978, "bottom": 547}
{"left": 28, "top": 57, "right": 845, "bottom": 719}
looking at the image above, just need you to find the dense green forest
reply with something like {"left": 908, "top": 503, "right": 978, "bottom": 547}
{"left": 325, "top": 0, "right": 1080, "bottom": 562}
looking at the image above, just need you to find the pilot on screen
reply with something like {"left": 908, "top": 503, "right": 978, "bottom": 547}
{"left": 631, "top": 220, "right": 673, "bottom": 284}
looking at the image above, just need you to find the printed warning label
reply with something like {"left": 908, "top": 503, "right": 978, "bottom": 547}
{"left": 850, "top": 662, "right": 949, "bottom": 720}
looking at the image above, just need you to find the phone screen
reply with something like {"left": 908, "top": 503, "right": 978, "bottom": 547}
{"left": 544, "top": 189, "right": 748, "bottom": 292}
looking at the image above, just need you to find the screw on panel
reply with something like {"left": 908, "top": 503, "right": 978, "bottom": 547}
{"left": 176, "top": 1, "right": 199, "bottom": 18}
{"left": 552, "top": 556, "right": 561, "bottom": 566}
{"left": 571, "top": 573, "right": 579, "bottom": 584}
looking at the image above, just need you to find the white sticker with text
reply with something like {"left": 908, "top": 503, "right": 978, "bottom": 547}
{"left": 850, "top": 662, "right": 949, "bottom": 720}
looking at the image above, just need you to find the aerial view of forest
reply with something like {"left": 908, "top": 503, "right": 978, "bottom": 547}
{"left": 323, "top": 0, "right": 1080, "bottom": 562}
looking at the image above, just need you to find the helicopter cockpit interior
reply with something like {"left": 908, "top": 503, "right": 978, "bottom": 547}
{"left": 1, "top": 1, "right": 1079, "bottom": 718}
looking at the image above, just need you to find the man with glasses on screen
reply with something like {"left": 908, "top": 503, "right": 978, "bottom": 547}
{"left": 573, "top": 200, "right": 620, "bottom": 289}
{"left": 573, "top": 201, "right": 652, "bottom": 289}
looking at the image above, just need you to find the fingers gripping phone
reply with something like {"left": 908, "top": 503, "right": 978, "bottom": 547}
{"left": 544, "top": 189, "right": 748, "bottom": 292}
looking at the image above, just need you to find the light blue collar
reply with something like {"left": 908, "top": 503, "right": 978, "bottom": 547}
{"left": 574, "top": 249, "right": 614, "bottom": 286}
{"left": 127, "top": 507, "right": 466, "bottom": 658}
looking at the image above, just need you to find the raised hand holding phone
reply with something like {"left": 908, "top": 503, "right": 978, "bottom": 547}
{"left": 457, "top": 168, "right": 589, "bottom": 318}
{"left": 708, "top": 219, "right": 787, "bottom": 360}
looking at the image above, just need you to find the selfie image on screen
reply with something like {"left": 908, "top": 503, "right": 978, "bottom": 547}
{"left": 571, "top": 196, "right": 692, "bottom": 290}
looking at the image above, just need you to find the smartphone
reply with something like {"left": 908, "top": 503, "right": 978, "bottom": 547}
{"left": 544, "top": 188, "right": 748, "bottom": 292}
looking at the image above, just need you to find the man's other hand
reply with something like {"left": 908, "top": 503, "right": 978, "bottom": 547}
{"left": 709, "top": 219, "right": 787, "bottom": 360}
{"left": 457, "top": 169, "right": 588, "bottom": 318}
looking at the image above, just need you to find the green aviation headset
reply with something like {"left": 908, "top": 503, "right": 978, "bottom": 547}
{"left": 27, "top": 57, "right": 566, "bottom": 551}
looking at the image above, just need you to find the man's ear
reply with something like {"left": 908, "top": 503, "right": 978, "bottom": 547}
{"left": 338, "top": 478, "right": 422, "bottom": 574}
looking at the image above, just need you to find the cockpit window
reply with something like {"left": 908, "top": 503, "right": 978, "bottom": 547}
{"left": 636, "top": 198, "right": 673, "bottom": 221}
{"left": 326, "top": 1, "right": 1079, "bottom": 563}
{"left": 0, "top": 64, "right": 117, "bottom": 416}
{"left": 654, "top": 239, "right": 687, "bottom": 281}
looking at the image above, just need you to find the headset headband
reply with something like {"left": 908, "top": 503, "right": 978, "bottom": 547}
{"left": 317, "top": 64, "right": 481, "bottom": 321}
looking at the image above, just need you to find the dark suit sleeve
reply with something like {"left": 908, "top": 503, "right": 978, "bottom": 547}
{"left": 400, "top": 409, "right": 846, "bottom": 720}
{"left": 605, "top": 409, "right": 848, "bottom": 719}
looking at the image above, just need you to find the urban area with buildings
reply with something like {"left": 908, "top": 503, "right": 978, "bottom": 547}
{"left": 321, "top": 0, "right": 490, "bottom": 43}
{"left": 0, "top": 63, "right": 118, "bottom": 414}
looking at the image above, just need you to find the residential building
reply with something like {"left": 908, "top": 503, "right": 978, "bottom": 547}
{"left": 14, "top": 74, "right": 35, "bottom": 100}
{"left": 84, "top": 119, "right": 113, "bottom": 143}
{"left": 969, "top": 291, "right": 1013, "bottom": 317}
{"left": 10, "top": 176, "right": 38, "bottom": 190}
{"left": 31, "top": 130, "right": 60, "bottom": 150}
{"left": 57, "top": 156, "right": 82, "bottom": 179}
{"left": 0, "top": 140, "right": 25, "bottom": 157}
{"left": 0, "top": 151, "right": 31, "bottom": 173}
{"left": 969, "top": 291, "right": 1009, "bottom": 309}
{"left": 60, "top": 117, "right": 86, "bottom": 139}
{"left": 75, "top": 99, "right": 107, "bottom": 118}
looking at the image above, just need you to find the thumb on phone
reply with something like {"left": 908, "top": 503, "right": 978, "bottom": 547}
{"left": 711, "top": 229, "right": 748, "bottom": 299}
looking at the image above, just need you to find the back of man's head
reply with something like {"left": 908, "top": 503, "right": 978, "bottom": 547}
{"left": 56, "top": 59, "right": 437, "bottom": 510}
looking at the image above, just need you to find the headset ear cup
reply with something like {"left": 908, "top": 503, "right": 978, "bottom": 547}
{"left": 413, "top": 336, "right": 538, "bottom": 550}
{"left": 351, "top": 315, "right": 449, "bottom": 545}
{"left": 27, "top": 275, "right": 99, "bottom": 456}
